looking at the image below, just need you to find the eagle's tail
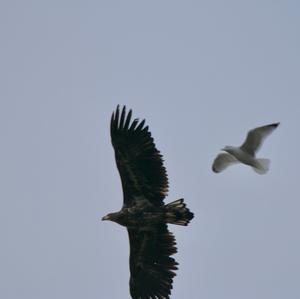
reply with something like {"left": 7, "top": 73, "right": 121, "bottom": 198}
{"left": 165, "top": 199, "right": 194, "bottom": 226}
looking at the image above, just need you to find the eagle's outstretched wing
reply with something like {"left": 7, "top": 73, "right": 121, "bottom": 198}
{"left": 110, "top": 105, "right": 168, "bottom": 207}
{"left": 128, "top": 224, "right": 177, "bottom": 299}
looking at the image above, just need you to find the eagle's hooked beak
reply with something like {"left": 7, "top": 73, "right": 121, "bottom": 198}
{"left": 101, "top": 215, "right": 110, "bottom": 221}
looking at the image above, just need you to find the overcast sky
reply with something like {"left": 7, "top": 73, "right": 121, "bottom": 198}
{"left": 1, "top": 1, "right": 300, "bottom": 298}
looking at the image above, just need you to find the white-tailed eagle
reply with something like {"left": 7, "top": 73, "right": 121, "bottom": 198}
{"left": 102, "top": 106, "right": 194, "bottom": 299}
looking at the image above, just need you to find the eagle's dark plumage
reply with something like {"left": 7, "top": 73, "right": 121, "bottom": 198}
{"left": 102, "top": 105, "right": 194, "bottom": 299}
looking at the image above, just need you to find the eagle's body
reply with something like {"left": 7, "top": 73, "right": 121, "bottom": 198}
{"left": 103, "top": 204, "right": 164, "bottom": 228}
{"left": 102, "top": 106, "right": 193, "bottom": 299}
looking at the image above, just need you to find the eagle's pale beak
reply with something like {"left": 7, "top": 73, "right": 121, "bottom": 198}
{"left": 101, "top": 215, "right": 110, "bottom": 221}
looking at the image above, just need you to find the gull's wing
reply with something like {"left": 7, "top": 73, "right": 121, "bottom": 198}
{"left": 240, "top": 123, "right": 280, "bottom": 156}
{"left": 212, "top": 153, "right": 239, "bottom": 173}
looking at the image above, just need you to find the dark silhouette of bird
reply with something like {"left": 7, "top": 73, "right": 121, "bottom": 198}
{"left": 102, "top": 105, "right": 194, "bottom": 299}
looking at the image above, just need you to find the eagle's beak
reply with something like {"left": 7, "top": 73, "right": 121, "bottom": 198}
{"left": 101, "top": 215, "right": 110, "bottom": 221}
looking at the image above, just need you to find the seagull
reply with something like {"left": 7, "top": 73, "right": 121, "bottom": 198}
{"left": 212, "top": 123, "right": 280, "bottom": 174}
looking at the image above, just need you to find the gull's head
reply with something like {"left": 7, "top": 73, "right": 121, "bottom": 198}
{"left": 221, "top": 145, "right": 236, "bottom": 155}
{"left": 221, "top": 145, "right": 231, "bottom": 151}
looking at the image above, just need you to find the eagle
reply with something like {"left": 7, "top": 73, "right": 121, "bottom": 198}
{"left": 102, "top": 106, "right": 194, "bottom": 299}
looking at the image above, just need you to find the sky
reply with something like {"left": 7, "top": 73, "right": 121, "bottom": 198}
{"left": 1, "top": 1, "right": 300, "bottom": 298}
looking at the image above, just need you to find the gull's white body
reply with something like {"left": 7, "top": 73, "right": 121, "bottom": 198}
{"left": 212, "top": 123, "right": 279, "bottom": 174}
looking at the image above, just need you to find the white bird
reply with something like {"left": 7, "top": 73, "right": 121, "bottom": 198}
{"left": 212, "top": 123, "right": 280, "bottom": 174}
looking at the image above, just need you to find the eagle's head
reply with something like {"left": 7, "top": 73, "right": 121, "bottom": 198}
{"left": 101, "top": 211, "right": 126, "bottom": 226}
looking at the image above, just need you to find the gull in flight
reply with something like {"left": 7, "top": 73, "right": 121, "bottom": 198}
{"left": 212, "top": 123, "right": 280, "bottom": 174}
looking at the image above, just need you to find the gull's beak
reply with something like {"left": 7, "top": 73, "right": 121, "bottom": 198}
{"left": 101, "top": 215, "right": 110, "bottom": 221}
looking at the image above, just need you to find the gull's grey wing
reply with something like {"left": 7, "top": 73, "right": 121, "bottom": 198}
{"left": 212, "top": 153, "right": 239, "bottom": 173}
{"left": 240, "top": 123, "right": 280, "bottom": 156}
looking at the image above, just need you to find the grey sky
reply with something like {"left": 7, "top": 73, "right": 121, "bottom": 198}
{"left": 1, "top": 1, "right": 299, "bottom": 298}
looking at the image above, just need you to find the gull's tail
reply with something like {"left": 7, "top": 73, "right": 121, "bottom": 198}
{"left": 252, "top": 158, "right": 270, "bottom": 175}
{"left": 165, "top": 199, "right": 194, "bottom": 226}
